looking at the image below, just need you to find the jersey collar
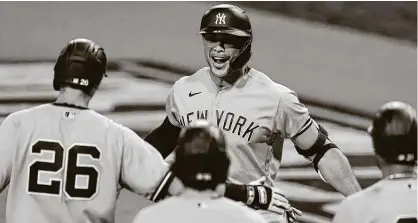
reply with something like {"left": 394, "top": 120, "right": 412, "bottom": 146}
{"left": 52, "top": 102, "right": 89, "bottom": 110}
{"left": 207, "top": 67, "right": 252, "bottom": 91}
{"left": 385, "top": 170, "right": 417, "bottom": 180}
{"left": 180, "top": 188, "right": 223, "bottom": 200}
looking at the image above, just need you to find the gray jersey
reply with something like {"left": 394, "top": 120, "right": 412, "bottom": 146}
{"left": 165, "top": 67, "right": 311, "bottom": 185}
{"left": 332, "top": 176, "right": 417, "bottom": 223}
{"left": 132, "top": 191, "right": 268, "bottom": 223}
{"left": 0, "top": 103, "right": 168, "bottom": 223}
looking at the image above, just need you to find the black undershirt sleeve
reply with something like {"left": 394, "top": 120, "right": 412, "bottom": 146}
{"left": 144, "top": 117, "right": 181, "bottom": 158}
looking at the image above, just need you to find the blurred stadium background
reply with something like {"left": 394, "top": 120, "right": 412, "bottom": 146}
{"left": 0, "top": 1, "right": 416, "bottom": 223}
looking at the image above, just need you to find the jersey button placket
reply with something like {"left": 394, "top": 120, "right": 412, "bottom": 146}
{"left": 216, "top": 90, "right": 223, "bottom": 108}
{"left": 212, "top": 90, "right": 222, "bottom": 123}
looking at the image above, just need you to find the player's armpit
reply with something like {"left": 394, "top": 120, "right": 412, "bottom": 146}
{"left": 144, "top": 117, "right": 181, "bottom": 159}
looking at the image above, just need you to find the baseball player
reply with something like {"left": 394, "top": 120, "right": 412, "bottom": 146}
{"left": 145, "top": 3, "right": 361, "bottom": 222}
{"left": 133, "top": 120, "right": 268, "bottom": 223}
{"left": 332, "top": 101, "right": 417, "bottom": 223}
{"left": 0, "top": 38, "right": 171, "bottom": 223}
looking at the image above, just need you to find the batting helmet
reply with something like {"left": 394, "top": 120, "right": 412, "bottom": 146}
{"left": 171, "top": 120, "right": 230, "bottom": 191}
{"left": 199, "top": 4, "right": 252, "bottom": 70}
{"left": 369, "top": 101, "right": 417, "bottom": 165}
{"left": 53, "top": 38, "right": 107, "bottom": 94}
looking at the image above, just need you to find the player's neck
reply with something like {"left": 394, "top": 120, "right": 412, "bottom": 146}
{"left": 55, "top": 87, "right": 92, "bottom": 108}
{"left": 181, "top": 187, "right": 223, "bottom": 199}
{"left": 381, "top": 164, "right": 417, "bottom": 179}
{"left": 210, "top": 66, "right": 248, "bottom": 88}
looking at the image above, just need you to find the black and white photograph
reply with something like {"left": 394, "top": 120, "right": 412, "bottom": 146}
{"left": 0, "top": 1, "right": 416, "bottom": 223}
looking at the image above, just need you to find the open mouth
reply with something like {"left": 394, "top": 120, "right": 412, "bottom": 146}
{"left": 211, "top": 56, "right": 229, "bottom": 68}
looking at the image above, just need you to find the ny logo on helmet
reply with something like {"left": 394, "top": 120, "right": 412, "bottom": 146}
{"left": 215, "top": 13, "right": 226, "bottom": 25}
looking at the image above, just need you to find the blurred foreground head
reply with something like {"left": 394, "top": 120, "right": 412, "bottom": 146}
{"left": 171, "top": 120, "right": 230, "bottom": 191}
{"left": 368, "top": 101, "right": 417, "bottom": 166}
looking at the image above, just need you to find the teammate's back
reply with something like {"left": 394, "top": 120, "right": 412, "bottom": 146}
{"left": 134, "top": 193, "right": 267, "bottom": 223}
{"left": 1, "top": 103, "right": 166, "bottom": 223}
{"left": 332, "top": 101, "right": 417, "bottom": 223}
{"left": 133, "top": 120, "right": 268, "bottom": 223}
{"left": 371, "top": 178, "right": 417, "bottom": 222}
{"left": 0, "top": 38, "right": 169, "bottom": 223}
{"left": 333, "top": 177, "right": 417, "bottom": 223}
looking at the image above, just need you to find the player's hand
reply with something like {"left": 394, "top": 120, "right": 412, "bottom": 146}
{"left": 286, "top": 208, "right": 302, "bottom": 223}
{"left": 246, "top": 177, "right": 302, "bottom": 217}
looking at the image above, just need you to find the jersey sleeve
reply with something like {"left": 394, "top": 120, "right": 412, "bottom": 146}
{"left": 165, "top": 85, "right": 181, "bottom": 127}
{"left": 275, "top": 90, "right": 312, "bottom": 139}
{"left": 0, "top": 113, "right": 18, "bottom": 192}
{"left": 120, "top": 127, "right": 169, "bottom": 195}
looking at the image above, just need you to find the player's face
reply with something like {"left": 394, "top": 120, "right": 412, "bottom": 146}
{"left": 202, "top": 33, "right": 246, "bottom": 78}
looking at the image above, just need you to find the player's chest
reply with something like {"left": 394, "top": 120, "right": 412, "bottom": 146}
{"left": 174, "top": 89, "right": 279, "bottom": 142}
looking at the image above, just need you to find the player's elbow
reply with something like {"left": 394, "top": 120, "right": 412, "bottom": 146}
{"left": 316, "top": 147, "right": 348, "bottom": 171}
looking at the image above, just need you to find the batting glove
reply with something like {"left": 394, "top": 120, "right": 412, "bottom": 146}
{"left": 246, "top": 177, "right": 302, "bottom": 218}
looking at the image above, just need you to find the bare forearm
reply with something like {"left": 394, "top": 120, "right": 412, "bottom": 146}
{"left": 317, "top": 148, "right": 361, "bottom": 196}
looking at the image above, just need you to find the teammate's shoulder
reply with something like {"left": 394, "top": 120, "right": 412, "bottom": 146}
{"left": 220, "top": 197, "right": 265, "bottom": 219}
{"left": 134, "top": 196, "right": 178, "bottom": 218}
{"left": 82, "top": 109, "right": 132, "bottom": 134}
{"left": 132, "top": 203, "right": 156, "bottom": 223}
{"left": 224, "top": 198, "right": 266, "bottom": 223}
{"left": 340, "top": 180, "right": 385, "bottom": 206}
{"left": 173, "top": 67, "right": 209, "bottom": 88}
{"left": 94, "top": 112, "right": 133, "bottom": 133}
{"left": 132, "top": 199, "right": 174, "bottom": 223}
{"left": 17, "top": 103, "right": 53, "bottom": 114}
{"left": 5, "top": 103, "right": 53, "bottom": 120}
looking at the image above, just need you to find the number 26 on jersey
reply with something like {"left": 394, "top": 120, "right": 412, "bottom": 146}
{"left": 27, "top": 139, "right": 101, "bottom": 200}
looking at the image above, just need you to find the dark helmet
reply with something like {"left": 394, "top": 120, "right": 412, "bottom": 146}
{"left": 53, "top": 38, "right": 107, "bottom": 94}
{"left": 369, "top": 101, "right": 417, "bottom": 165}
{"left": 171, "top": 120, "right": 230, "bottom": 191}
{"left": 199, "top": 4, "right": 252, "bottom": 70}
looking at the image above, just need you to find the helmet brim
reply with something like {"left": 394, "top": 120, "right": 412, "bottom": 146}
{"left": 199, "top": 27, "right": 251, "bottom": 37}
